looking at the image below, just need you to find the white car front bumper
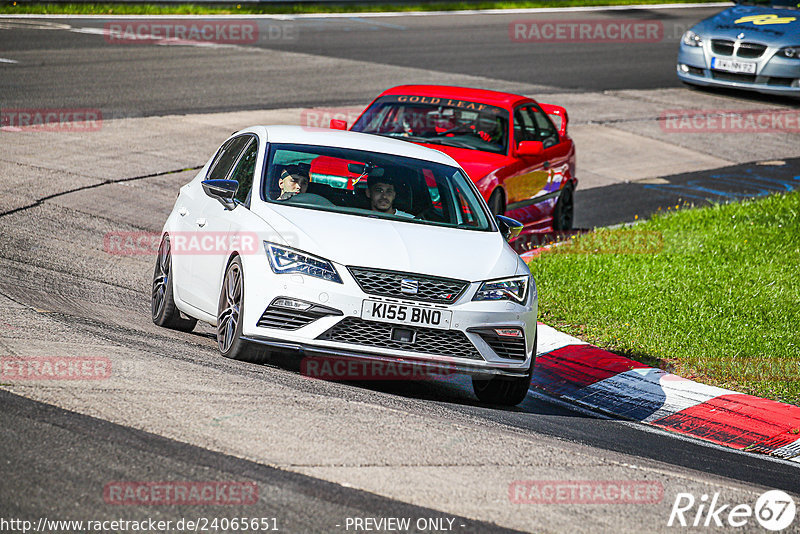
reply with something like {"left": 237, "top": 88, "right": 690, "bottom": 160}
{"left": 240, "top": 253, "right": 537, "bottom": 378}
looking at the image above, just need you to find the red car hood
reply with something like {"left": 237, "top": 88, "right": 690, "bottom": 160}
{"left": 417, "top": 143, "right": 506, "bottom": 182}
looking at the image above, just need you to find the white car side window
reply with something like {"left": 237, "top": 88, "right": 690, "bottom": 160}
{"left": 207, "top": 135, "right": 251, "bottom": 180}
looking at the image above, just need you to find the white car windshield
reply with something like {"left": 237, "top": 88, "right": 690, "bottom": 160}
{"left": 262, "top": 143, "right": 495, "bottom": 232}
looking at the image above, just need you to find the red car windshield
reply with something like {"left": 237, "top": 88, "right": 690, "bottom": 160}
{"left": 352, "top": 95, "right": 510, "bottom": 155}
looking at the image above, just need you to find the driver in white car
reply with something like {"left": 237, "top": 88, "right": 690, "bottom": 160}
{"left": 277, "top": 165, "right": 310, "bottom": 201}
{"left": 365, "top": 175, "right": 413, "bottom": 218}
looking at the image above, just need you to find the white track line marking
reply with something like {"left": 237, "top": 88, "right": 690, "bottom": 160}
{"left": 70, "top": 26, "right": 239, "bottom": 48}
{"left": 536, "top": 322, "right": 588, "bottom": 354}
{"left": 0, "top": 58, "right": 19, "bottom": 63}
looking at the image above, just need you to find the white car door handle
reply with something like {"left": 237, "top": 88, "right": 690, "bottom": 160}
{"left": 178, "top": 207, "right": 188, "bottom": 216}
{"left": 196, "top": 218, "right": 207, "bottom": 227}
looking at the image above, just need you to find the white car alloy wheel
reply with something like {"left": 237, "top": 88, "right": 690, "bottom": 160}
{"left": 217, "top": 256, "right": 269, "bottom": 363}
{"left": 217, "top": 258, "right": 241, "bottom": 354}
{"left": 151, "top": 235, "right": 196, "bottom": 332}
{"left": 151, "top": 237, "right": 171, "bottom": 320}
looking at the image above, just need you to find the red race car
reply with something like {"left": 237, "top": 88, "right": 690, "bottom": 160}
{"left": 333, "top": 85, "right": 577, "bottom": 235}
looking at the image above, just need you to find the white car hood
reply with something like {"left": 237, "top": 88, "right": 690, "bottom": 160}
{"left": 254, "top": 203, "right": 520, "bottom": 282}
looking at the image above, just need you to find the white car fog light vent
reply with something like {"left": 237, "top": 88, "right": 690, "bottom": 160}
{"left": 273, "top": 298, "right": 312, "bottom": 311}
{"left": 495, "top": 328, "right": 523, "bottom": 338}
{"left": 257, "top": 299, "right": 343, "bottom": 331}
{"left": 469, "top": 327, "right": 527, "bottom": 360}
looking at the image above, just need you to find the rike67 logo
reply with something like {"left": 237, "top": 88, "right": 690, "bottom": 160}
{"left": 668, "top": 490, "right": 796, "bottom": 531}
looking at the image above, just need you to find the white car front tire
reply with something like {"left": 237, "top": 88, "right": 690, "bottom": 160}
{"left": 217, "top": 255, "right": 270, "bottom": 363}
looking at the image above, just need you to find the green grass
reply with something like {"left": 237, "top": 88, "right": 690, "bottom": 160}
{"left": 0, "top": 0, "right": 727, "bottom": 16}
{"left": 530, "top": 191, "right": 800, "bottom": 406}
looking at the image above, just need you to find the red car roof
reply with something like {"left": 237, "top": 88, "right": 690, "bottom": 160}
{"left": 377, "top": 85, "right": 535, "bottom": 109}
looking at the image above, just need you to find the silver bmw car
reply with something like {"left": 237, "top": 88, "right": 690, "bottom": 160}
{"left": 677, "top": 0, "right": 800, "bottom": 96}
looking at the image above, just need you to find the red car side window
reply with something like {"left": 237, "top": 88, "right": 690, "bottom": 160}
{"left": 513, "top": 107, "right": 538, "bottom": 145}
{"left": 529, "top": 105, "right": 560, "bottom": 147}
{"left": 515, "top": 105, "right": 560, "bottom": 148}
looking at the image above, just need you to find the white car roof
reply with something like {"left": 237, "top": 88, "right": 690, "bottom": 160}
{"left": 244, "top": 125, "right": 461, "bottom": 168}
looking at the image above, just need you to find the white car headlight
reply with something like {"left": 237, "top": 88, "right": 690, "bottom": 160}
{"left": 682, "top": 30, "right": 703, "bottom": 47}
{"left": 264, "top": 242, "right": 342, "bottom": 283}
{"left": 779, "top": 46, "right": 800, "bottom": 59}
{"left": 472, "top": 275, "right": 529, "bottom": 304}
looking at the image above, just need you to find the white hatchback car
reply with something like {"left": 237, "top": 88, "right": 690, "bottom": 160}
{"left": 152, "top": 126, "right": 537, "bottom": 405}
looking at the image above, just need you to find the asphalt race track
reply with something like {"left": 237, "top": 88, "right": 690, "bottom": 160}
{"left": 2, "top": 5, "right": 800, "bottom": 533}
{"left": 0, "top": 7, "right": 730, "bottom": 114}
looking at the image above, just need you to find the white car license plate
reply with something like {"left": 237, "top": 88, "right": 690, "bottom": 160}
{"left": 361, "top": 300, "right": 452, "bottom": 330}
{"left": 711, "top": 57, "right": 756, "bottom": 74}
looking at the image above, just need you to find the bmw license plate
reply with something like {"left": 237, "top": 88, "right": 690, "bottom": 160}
{"left": 711, "top": 57, "right": 756, "bottom": 74}
{"left": 361, "top": 300, "right": 452, "bottom": 330}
